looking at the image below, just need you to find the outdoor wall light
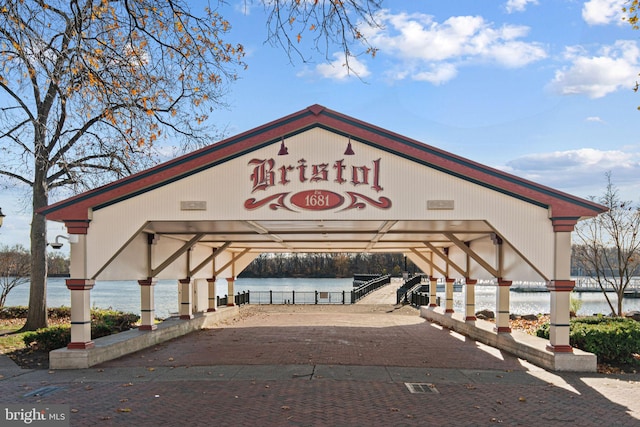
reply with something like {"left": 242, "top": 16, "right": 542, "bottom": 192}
{"left": 49, "top": 235, "right": 69, "bottom": 249}
{"left": 344, "top": 137, "right": 355, "bottom": 155}
{"left": 0, "top": 207, "right": 5, "bottom": 228}
{"left": 277, "top": 137, "right": 289, "bottom": 156}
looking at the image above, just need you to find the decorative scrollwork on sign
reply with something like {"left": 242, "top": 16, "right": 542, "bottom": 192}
{"left": 244, "top": 193, "right": 295, "bottom": 211}
{"left": 339, "top": 192, "right": 392, "bottom": 211}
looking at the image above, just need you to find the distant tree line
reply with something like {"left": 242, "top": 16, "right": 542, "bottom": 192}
{"left": 239, "top": 253, "right": 420, "bottom": 278}
{"left": 0, "top": 245, "right": 70, "bottom": 277}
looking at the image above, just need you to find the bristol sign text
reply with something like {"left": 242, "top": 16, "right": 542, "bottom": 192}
{"left": 244, "top": 157, "right": 392, "bottom": 212}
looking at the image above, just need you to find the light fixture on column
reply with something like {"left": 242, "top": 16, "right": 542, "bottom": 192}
{"left": 48, "top": 235, "right": 69, "bottom": 249}
{"left": 344, "top": 137, "right": 355, "bottom": 155}
{"left": 277, "top": 137, "right": 289, "bottom": 156}
{"left": 0, "top": 207, "right": 4, "bottom": 228}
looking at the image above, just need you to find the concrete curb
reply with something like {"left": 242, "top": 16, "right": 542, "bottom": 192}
{"left": 50, "top": 306, "right": 240, "bottom": 369}
{"left": 420, "top": 306, "right": 597, "bottom": 372}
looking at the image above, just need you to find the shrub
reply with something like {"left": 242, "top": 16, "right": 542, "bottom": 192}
{"left": 91, "top": 308, "right": 139, "bottom": 332}
{"left": 48, "top": 306, "right": 71, "bottom": 319}
{"left": 22, "top": 326, "right": 71, "bottom": 352}
{"left": 21, "top": 309, "right": 140, "bottom": 352}
{"left": 536, "top": 316, "right": 640, "bottom": 364}
{"left": 0, "top": 306, "right": 29, "bottom": 319}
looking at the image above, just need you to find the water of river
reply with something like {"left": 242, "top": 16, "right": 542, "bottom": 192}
{"left": 4, "top": 277, "right": 639, "bottom": 319}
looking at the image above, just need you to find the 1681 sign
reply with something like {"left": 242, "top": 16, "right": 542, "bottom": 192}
{"left": 290, "top": 190, "right": 344, "bottom": 211}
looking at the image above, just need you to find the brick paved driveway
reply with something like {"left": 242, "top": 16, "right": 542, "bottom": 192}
{"left": 1, "top": 304, "right": 639, "bottom": 426}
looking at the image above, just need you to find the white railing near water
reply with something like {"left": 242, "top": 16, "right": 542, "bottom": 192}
{"left": 510, "top": 277, "right": 640, "bottom": 295}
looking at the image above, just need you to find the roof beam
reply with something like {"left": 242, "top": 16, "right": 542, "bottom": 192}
{"left": 423, "top": 242, "right": 466, "bottom": 277}
{"left": 410, "top": 248, "right": 446, "bottom": 277}
{"left": 214, "top": 248, "right": 251, "bottom": 277}
{"left": 151, "top": 233, "right": 205, "bottom": 277}
{"left": 443, "top": 232, "right": 498, "bottom": 277}
{"left": 189, "top": 242, "right": 232, "bottom": 277}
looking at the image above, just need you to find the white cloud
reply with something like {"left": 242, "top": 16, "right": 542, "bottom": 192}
{"left": 363, "top": 11, "right": 546, "bottom": 84}
{"left": 505, "top": 0, "right": 539, "bottom": 14}
{"left": 582, "top": 0, "right": 625, "bottom": 25}
{"left": 585, "top": 116, "right": 606, "bottom": 123}
{"left": 502, "top": 148, "right": 640, "bottom": 199}
{"left": 315, "top": 53, "right": 371, "bottom": 80}
{"left": 548, "top": 40, "right": 640, "bottom": 98}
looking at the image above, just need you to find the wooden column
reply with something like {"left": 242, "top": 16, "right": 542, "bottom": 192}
{"left": 138, "top": 278, "right": 157, "bottom": 330}
{"left": 179, "top": 278, "right": 193, "bottom": 319}
{"left": 66, "top": 279, "right": 95, "bottom": 349}
{"left": 495, "top": 280, "right": 512, "bottom": 333}
{"left": 444, "top": 278, "right": 455, "bottom": 313}
{"left": 226, "top": 277, "right": 235, "bottom": 306}
{"left": 207, "top": 277, "right": 217, "bottom": 312}
{"left": 465, "top": 278, "right": 477, "bottom": 321}
{"left": 546, "top": 223, "right": 577, "bottom": 353}
{"left": 429, "top": 277, "right": 438, "bottom": 307}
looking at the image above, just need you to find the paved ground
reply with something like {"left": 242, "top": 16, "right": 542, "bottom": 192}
{"left": 1, "top": 297, "right": 639, "bottom": 426}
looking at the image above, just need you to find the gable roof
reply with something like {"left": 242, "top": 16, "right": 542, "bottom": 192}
{"left": 41, "top": 104, "right": 607, "bottom": 224}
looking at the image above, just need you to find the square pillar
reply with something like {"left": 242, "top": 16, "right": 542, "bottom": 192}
{"left": 429, "top": 277, "right": 438, "bottom": 307}
{"left": 138, "top": 278, "right": 157, "bottom": 331}
{"left": 464, "top": 279, "right": 477, "bottom": 321}
{"left": 444, "top": 278, "right": 455, "bottom": 313}
{"left": 495, "top": 280, "right": 512, "bottom": 333}
{"left": 226, "top": 277, "right": 235, "bottom": 306}
{"left": 546, "top": 280, "right": 575, "bottom": 352}
{"left": 546, "top": 228, "right": 575, "bottom": 353}
{"left": 66, "top": 279, "right": 95, "bottom": 349}
{"left": 179, "top": 278, "right": 193, "bottom": 319}
{"left": 207, "top": 278, "right": 217, "bottom": 312}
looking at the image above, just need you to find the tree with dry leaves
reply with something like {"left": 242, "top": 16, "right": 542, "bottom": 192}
{"left": 573, "top": 173, "right": 640, "bottom": 316}
{"left": 0, "top": 245, "right": 30, "bottom": 308}
{"left": 0, "top": 0, "right": 382, "bottom": 331}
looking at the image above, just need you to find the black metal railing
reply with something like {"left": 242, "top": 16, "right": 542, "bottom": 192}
{"left": 247, "top": 290, "right": 350, "bottom": 305}
{"left": 396, "top": 275, "right": 423, "bottom": 304}
{"left": 216, "top": 291, "right": 250, "bottom": 307}
{"left": 351, "top": 274, "right": 391, "bottom": 303}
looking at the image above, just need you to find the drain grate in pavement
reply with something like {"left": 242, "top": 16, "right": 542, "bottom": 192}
{"left": 404, "top": 382, "right": 439, "bottom": 394}
{"left": 23, "top": 386, "right": 65, "bottom": 398}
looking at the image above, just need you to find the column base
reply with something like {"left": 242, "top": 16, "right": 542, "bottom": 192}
{"left": 494, "top": 326, "right": 511, "bottom": 333}
{"left": 445, "top": 309, "right": 454, "bottom": 313}
{"left": 546, "top": 344, "right": 574, "bottom": 353}
{"left": 465, "top": 316, "right": 477, "bottom": 322}
{"left": 428, "top": 303, "right": 437, "bottom": 307}
{"left": 207, "top": 308, "right": 217, "bottom": 312}
{"left": 227, "top": 302, "right": 235, "bottom": 307}
{"left": 180, "top": 314, "right": 194, "bottom": 320}
{"left": 139, "top": 325, "right": 157, "bottom": 331}
{"left": 67, "top": 341, "right": 95, "bottom": 350}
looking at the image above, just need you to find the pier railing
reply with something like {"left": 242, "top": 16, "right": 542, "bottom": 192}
{"left": 215, "top": 274, "right": 392, "bottom": 306}
{"left": 396, "top": 275, "right": 423, "bottom": 304}
{"left": 351, "top": 274, "right": 392, "bottom": 303}
{"left": 245, "top": 290, "right": 350, "bottom": 305}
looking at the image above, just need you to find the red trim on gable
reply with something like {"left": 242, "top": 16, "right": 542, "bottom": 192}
{"left": 40, "top": 105, "right": 607, "bottom": 223}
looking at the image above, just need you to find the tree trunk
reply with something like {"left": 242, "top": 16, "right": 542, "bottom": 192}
{"left": 617, "top": 290, "right": 624, "bottom": 317}
{"left": 21, "top": 176, "right": 49, "bottom": 331}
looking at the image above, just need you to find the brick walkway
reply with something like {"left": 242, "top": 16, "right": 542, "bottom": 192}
{"left": 1, "top": 304, "right": 639, "bottom": 426}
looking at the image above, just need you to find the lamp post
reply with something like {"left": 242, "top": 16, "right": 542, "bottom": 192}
{"left": 0, "top": 207, "right": 5, "bottom": 228}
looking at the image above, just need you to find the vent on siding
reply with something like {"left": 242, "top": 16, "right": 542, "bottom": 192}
{"left": 180, "top": 201, "right": 207, "bottom": 211}
{"left": 427, "top": 200, "right": 454, "bottom": 210}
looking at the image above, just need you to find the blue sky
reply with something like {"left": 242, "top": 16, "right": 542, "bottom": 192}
{"left": 1, "top": 0, "right": 640, "bottom": 249}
